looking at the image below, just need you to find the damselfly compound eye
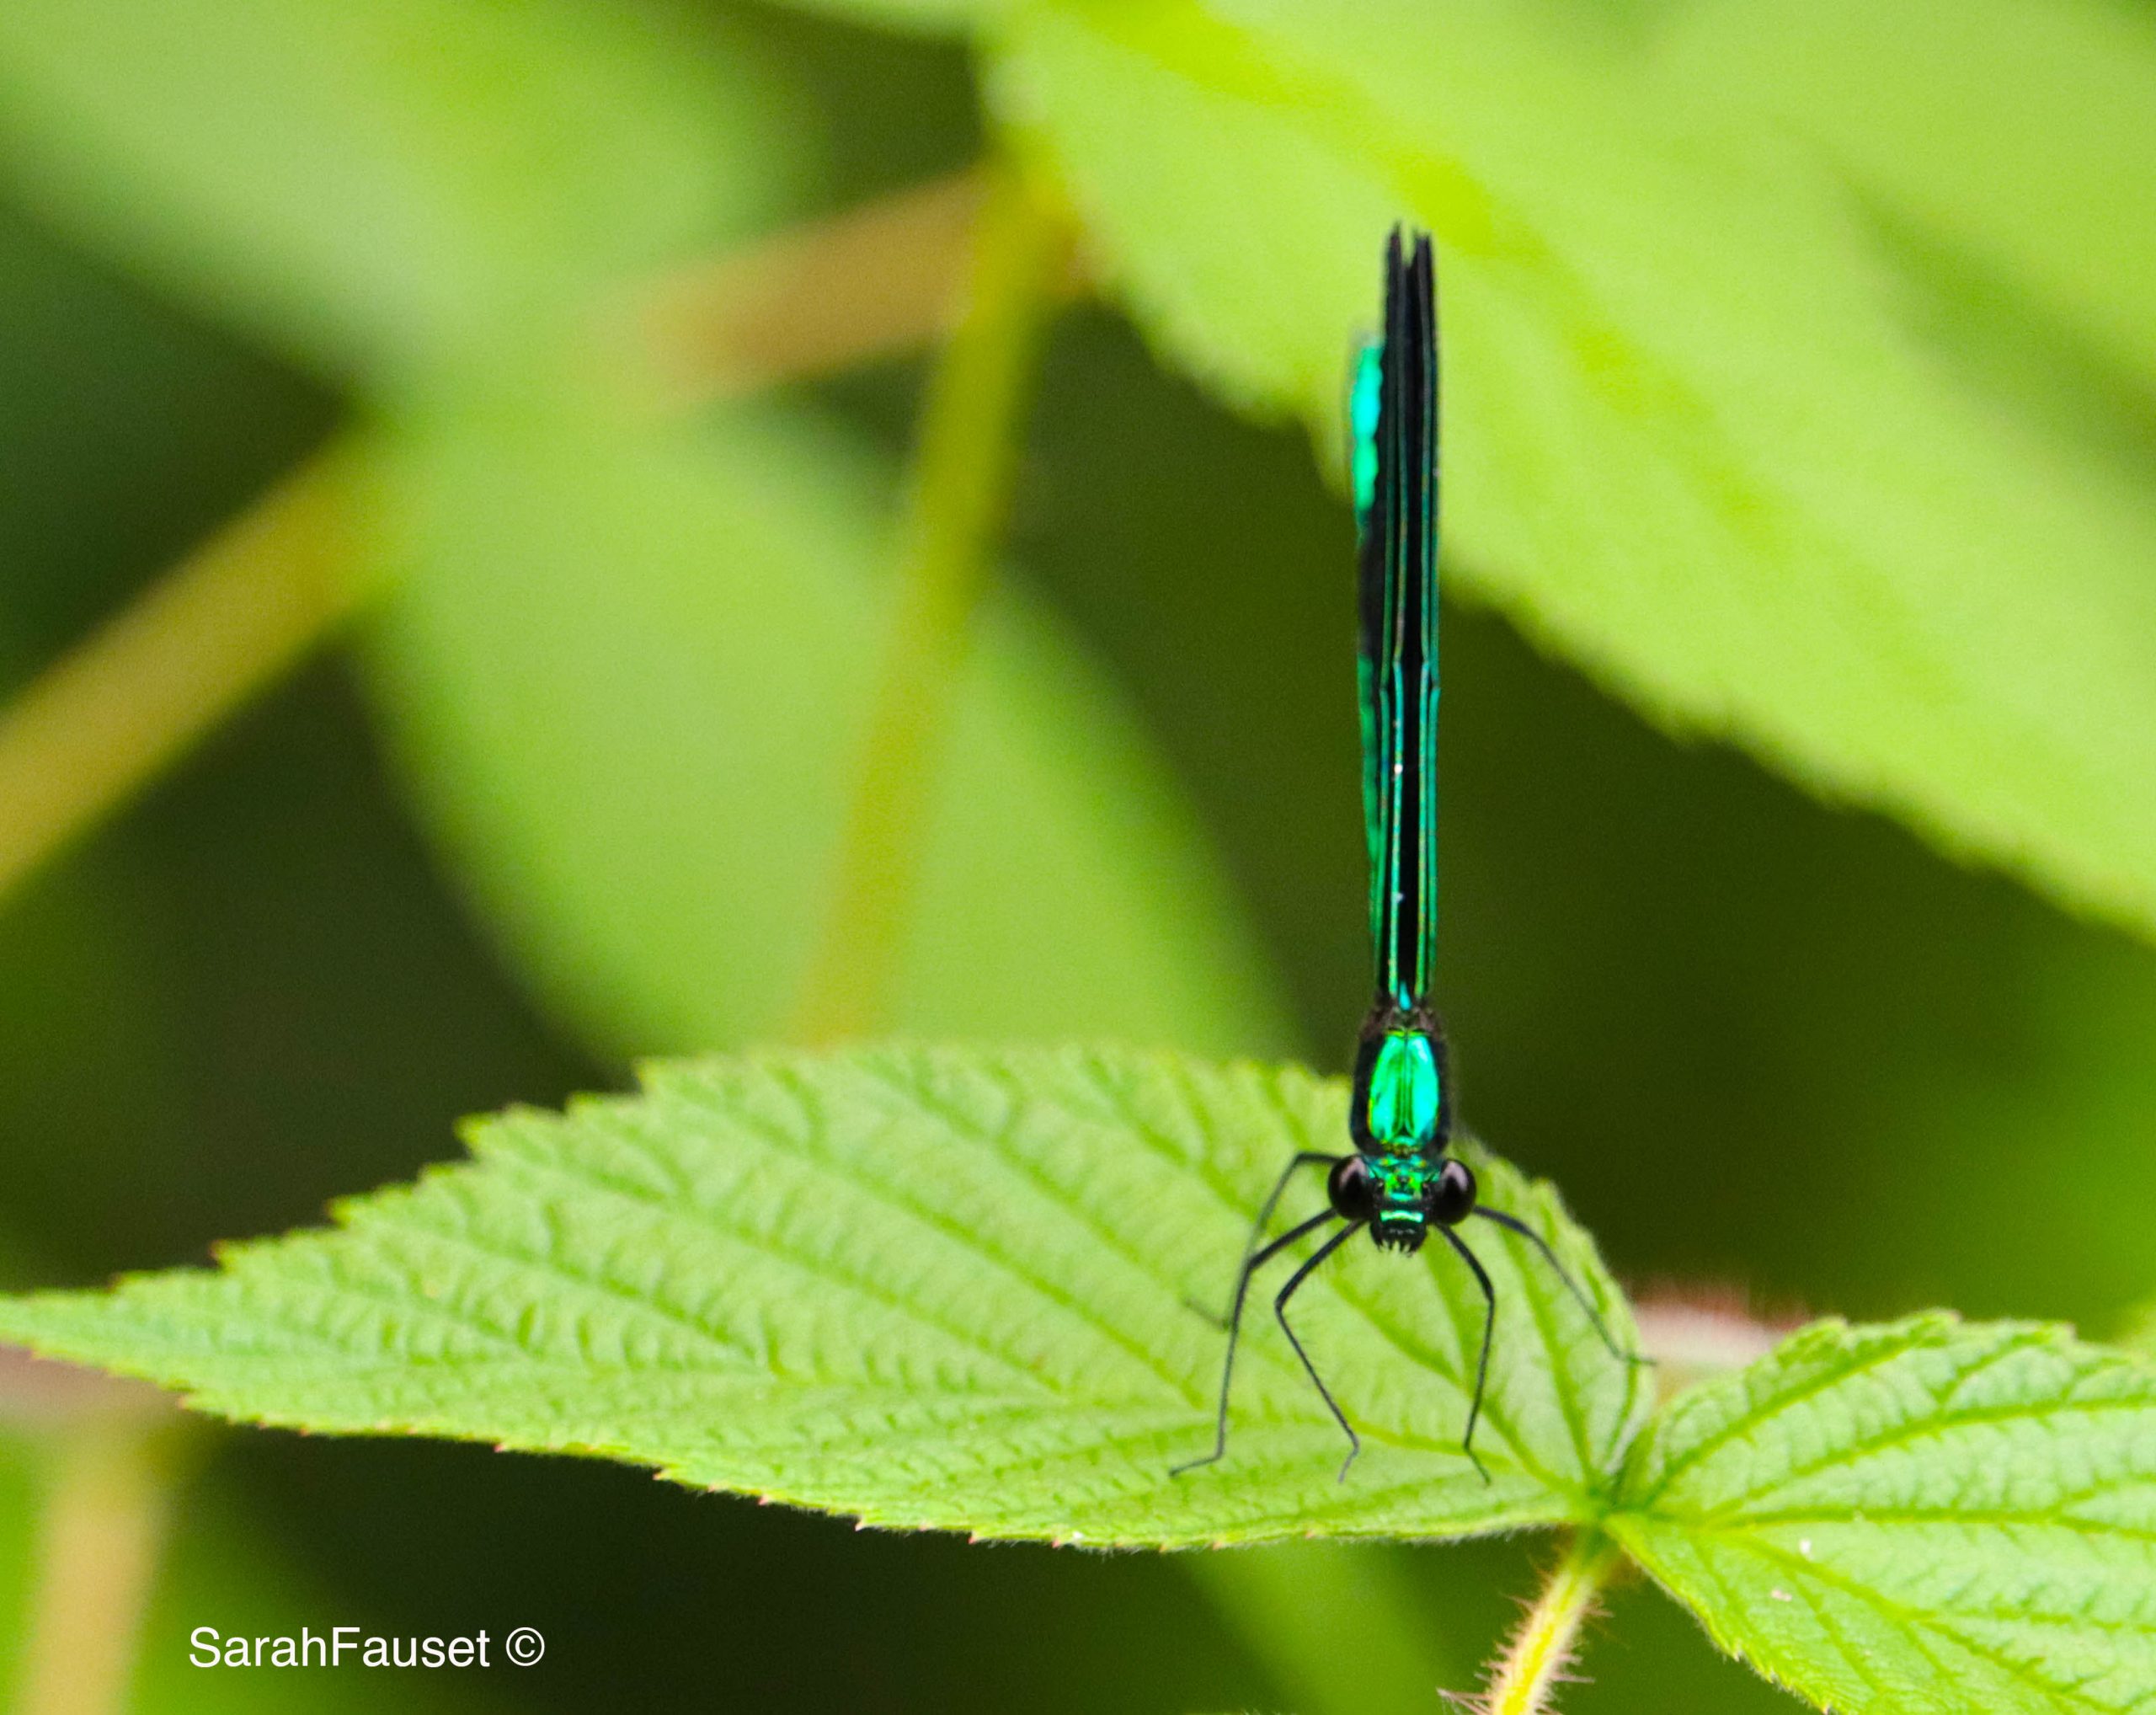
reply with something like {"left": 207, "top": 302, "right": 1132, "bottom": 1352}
{"left": 1326, "top": 1154, "right": 1375, "bottom": 1221}
{"left": 1430, "top": 1157, "right": 1476, "bottom": 1225}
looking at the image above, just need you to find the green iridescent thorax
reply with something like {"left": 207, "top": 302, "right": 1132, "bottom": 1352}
{"left": 1352, "top": 1025, "right": 1447, "bottom": 1155}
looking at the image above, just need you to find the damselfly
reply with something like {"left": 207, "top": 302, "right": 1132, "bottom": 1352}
{"left": 1176, "top": 228, "right": 1636, "bottom": 1483}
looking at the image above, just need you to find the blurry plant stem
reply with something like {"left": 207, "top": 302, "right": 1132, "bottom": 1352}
{"left": 0, "top": 446, "right": 374, "bottom": 904}
{"left": 633, "top": 172, "right": 989, "bottom": 403}
{"left": 0, "top": 167, "right": 1043, "bottom": 912}
{"left": 788, "top": 164, "right": 1070, "bottom": 1043}
{"left": 1478, "top": 1531, "right": 1619, "bottom": 1715}
{"left": 13, "top": 1426, "right": 178, "bottom": 1715}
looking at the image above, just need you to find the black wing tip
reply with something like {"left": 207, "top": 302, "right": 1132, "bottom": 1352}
{"left": 1380, "top": 227, "right": 1438, "bottom": 364}
{"left": 1382, "top": 223, "right": 1435, "bottom": 282}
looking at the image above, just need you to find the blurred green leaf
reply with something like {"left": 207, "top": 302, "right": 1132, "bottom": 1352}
{"left": 1662, "top": 0, "right": 2156, "bottom": 392}
{"left": 980, "top": 0, "right": 2156, "bottom": 945}
{"left": 1614, "top": 1315, "right": 2156, "bottom": 1715}
{"left": 0, "top": 0, "right": 785, "bottom": 387}
{"left": 365, "top": 402, "right": 1293, "bottom": 1059}
{"left": 763, "top": 0, "right": 1003, "bottom": 36}
{"left": 1186, "top": 1541, "right": 1467, "bottom": 1715}
{"left": 0, "top": 1046, "right": 1645, "bottom": 1547}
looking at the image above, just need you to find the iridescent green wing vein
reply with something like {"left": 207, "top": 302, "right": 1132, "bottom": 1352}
{"left": 1353, "top": 232, "right": 1440, "bottom": 1010}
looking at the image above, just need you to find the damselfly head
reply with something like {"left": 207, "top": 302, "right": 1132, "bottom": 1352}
{"left": 1331, "top": 1151, "right": 1471, "bottom": 1250}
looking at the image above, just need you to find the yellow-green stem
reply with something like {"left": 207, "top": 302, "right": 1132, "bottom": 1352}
{"left": 789, "top": 164, "right": 1070, "bottom": 1042}
{"left": 0, "top": 444, "right": 372, "bottom": 904}
{"left": 1481, "top": 1532, "right": 1620, "bottom": 1715}
{"left": 633, "top": 171, "right": 988, "bottom": 404}
{"left": 12, "top": 1427, "right": 175, "bottom": 1715}
{"left": 0, "top": 172, "right": 1015, "bottom": 916}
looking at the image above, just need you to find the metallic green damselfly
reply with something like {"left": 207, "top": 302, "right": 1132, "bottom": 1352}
{"left": 1177, "top": 229, "right": 1636, "bottom": 1484}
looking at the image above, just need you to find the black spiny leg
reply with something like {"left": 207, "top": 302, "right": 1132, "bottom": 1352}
{"left": 1438, "top": 1225, "right": 1497, "bottom": 1484}
{"left": 1171, "top": 1208, "right": 1340, "bottom": 1477}
{"left": 1187, "top": 1152, "right": 1337, "bottom": 1328}
{"left": 1273, "top": 1219, "right": 1369, "bottom": 1483}
{"left": 1472, "top": 1207, "right": 1651, "bottom": 1368}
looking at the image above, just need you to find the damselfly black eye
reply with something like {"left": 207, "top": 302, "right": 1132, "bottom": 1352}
{"left": 1429, "top": 1157, "right": 1476, "bottom": 1225}
{"left": 1326, "top": 1155, "right": 1375, "bottom": 1221}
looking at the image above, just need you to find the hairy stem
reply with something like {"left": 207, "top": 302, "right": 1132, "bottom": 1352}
{"left": 1479, "top": 1532, "right": 1620, "bottom": 1715}
{"left": 13, "top": 1426, "right": 177, "bottom": 1715}
{"left": 0, "top": 169, "right": 1032, "bottom": 912}
{"left": 788, "top": 164, "right": 1070, "bottom": 1042}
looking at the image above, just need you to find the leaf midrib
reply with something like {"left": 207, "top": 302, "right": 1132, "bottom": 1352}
{"left": 1625, "top": 1324, "right": 1935, "bottom": 1499}
{"left": 1657, "top": 1389, "right": 2156, "bottom": 1520}
{"left": 562, "top": 1073, "right": 1207, "bottom": 1402}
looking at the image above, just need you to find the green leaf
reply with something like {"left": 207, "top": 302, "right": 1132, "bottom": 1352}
{"left": 1187, "top": 1541, "right": 1470, "bottom": 1715}
{"left": 364, "top": 402, "right": 1294, "bottom": 1061}
{"left": 1662, "top": 0, "right": 2156, "bottom": 393}
{"left": 1611, "top": 1315, "right": 2156, "bottom": 1715}
{"left": 0, "top": 1046, "right": 1646, "bottom": 1547}
{"left": 0, "top": 0, "right": 785, "bottom": 387}
{"left": 983, "top": 0, "right": 2156, "bottom": 945}
{"left": 752, "top": 0, "right": 1004, "bottom": 36}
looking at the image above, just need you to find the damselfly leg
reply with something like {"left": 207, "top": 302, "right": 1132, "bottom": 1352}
{"left": 1436, "top": 1225, "right": 1496, "bottom": 1483}
{"left": 1471, "top": 1206, "right": 1652, "bottom": 1369}
{"left": 1171, "top": 1205, "right": 1339, "bottom": 1477}
{"left": 1183, "top": 1151, "right": 1337, "bottom": 1329}
{"left": 1273, "top": 1219, "right": 1369, "bottom": 1483}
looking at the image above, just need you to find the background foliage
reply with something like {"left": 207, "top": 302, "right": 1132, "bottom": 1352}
{"left": 0, "top": 0, "right": 2153, "bottom": 1710}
